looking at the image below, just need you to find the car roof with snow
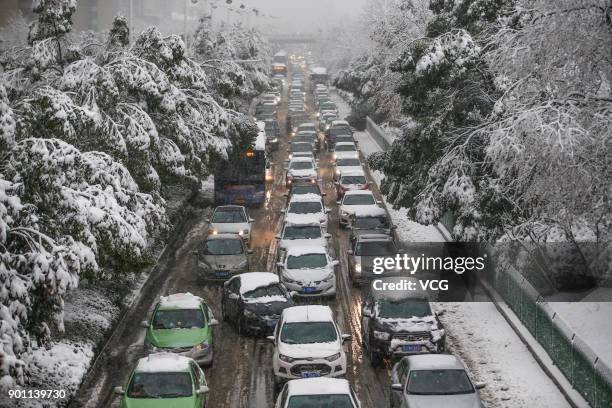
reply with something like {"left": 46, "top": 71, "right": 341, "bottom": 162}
{"left": 339, "top": 169, "right": 366, "bottom": 177}
{"left": 285, "top": 244, "right": 327, "bottom": 258}
{"left": 330, "top": 120, "right": 350, "bottom": 127}
{"left": 344, "top": 190, "right": 374, "bottom": 197}
{"left": 283, "top": 219, "right": 323, "bottom": 228}
{"left": 335, "top": 142, "right": 357, "bottom": 148}
{"left": 289, "top": 156, "right": 315, "bottom": 163}
{"left": 352, "top": 207, "right": 387, "bottom": 218}
{"left": 235, "top": 272, "right": 280, "bottom": 296}
{"left": 158, "top": 293, "right": 203, "bottom": 310}
{"left": 135, "top": 353, "right": 193, "bottom": 373}
{"left": 282, "top": 305, "right": 334, "bottom": 323}
{"left": 289, "top": 193, "right": 323, "bottom": 203}
{"left": 404, "top": 354, "right": 465, "bottom": 371}
{"left": 286, "top": 378, "right": 351, "bottom": 396}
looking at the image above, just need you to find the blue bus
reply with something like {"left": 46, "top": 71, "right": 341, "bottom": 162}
{"left": 214, "top": 124, "right": 267, "bottom": 207}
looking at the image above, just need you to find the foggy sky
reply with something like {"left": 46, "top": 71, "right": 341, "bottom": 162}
{"left": 229, "top": 0, "right": 369, "bottom": 34}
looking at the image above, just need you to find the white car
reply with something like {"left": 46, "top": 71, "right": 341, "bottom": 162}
{"left": 275, "top": 378, "right": 362, "bottom": 408}
{"left": 276, "top": 221, "right": 331, "bottom": 258}
{"left": 333, "top": 142, "right": 360, "bottom": 161}
{"left": 297, "top": 122, "right": 317, "bottom": 133}
{"left": 333, "top": 157, "right": 363, "bottom": 179}
{"left": 338, "top": 190, "right": 382, "bottom": 227}
{"left": 282, "top": 193, "right": 329, "bottom": 228}
{"left": 269, "top": 305, "right": 350, "bottom": 386}
{"left": 286, "top": 157, "right": 318, "bottom": 185}
{"left": 207, "top": 205, "right": 254, "bottom": 243}
{"left": 276, "top": 245, "right": 338, "bottom": 297}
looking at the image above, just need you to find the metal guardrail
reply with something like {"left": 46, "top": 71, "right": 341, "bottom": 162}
{"left": 486, "top": 256, "right": 612, "bottom": 407}
{"left": 365, "top": 116, "right": 393, "bottom": 150}
{"left": 363, "top": 111, "right": 611, "bottom": 407}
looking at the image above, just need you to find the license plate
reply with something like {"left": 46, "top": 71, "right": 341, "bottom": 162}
{"left": 215, "top": 270, "right": 230, "bottom": 277}
{"left": 301, "top": 371, "right": 320, "bottom": 378}
{"left": 302, "top": 287, "right": 316, "bottom": 293}
{"left": 402, "top": 345, "right": 421, "bottom": 352}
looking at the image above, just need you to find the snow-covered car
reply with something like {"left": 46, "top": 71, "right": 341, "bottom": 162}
{"left": 282, "top": 193, "right": 329, "bottom": 228}
{"left": 222, "top": 272, "right": 295, "bottom": 336}
{"left": 276, "top": 221, "right": 331, "bottom": 257}
{"left": 269, "top": 305, "right": 351, "bottom": 387}
{"left": 361, "top": 277, "right": 445, "bottom": 367}
{"left": 349, "top": 207, "right": 395, "bottom": 243}
{"left": 347, "top": 234, "right": 402, "bottom": 285}
{"left": 320, "top": 111, "right": 338, "bottom": 131}
{"left": 195, "top": 233, "right": 251, "bottom": 281}
{"left": 335, "top": 170, "right": 371, "bottom": 199}
{"left": 332, "top": 142, "right": 360, "bottom": 161}
{"left": 141, "top": 293, "right": 218, "bottom": 366}
{"left": 276, "top": 245, "right": 338, "bottom": 297}
{"left": 297, "top": 122, "right": 317, "bottom": 133}
{"left": 325, "top": 120, "right": 353, "bottom": 150}
{"left": 390, "top": 355, "right": 486, "bottom": 408}
{"left": 275, "top": 378, "right": 361, "bottom": 408}
{"left": 207, "top": 205, "right": 254, "bottom": 243}
{"left": 333, "top": 157, "right": 363, "bottom": 180}
{"left": 295, "top": 130, "right": 320, "bottom": 150}
{"left": 283, "top": 182, "right": 325, "bottom": 203}
{"left": 114, "top": 353, "right": 209, "bottom": 405}
{"left": 288, "top": 142, "right": 315, "bottom": 159}
{"left": 337, "top": 190, "right": 382, "bottom": 227}
{"left": 285, "top": 157, "right": 318, "bottom": 186}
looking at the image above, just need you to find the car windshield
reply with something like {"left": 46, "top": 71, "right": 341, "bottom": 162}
{"left": 287, "top": 253, "right": 328, "bottom": 269}
{"left": 330, "top": 129, "right": 351, "bottom": 137}
{"left": 355, "top": 241, "right": 396, "bottom": 256}
{"left": 281, "top": 322, "right": 337, "bottom": 344}
{"left": 335, "top": 136, "right": 354, "bottom": 144}
{"left": 340, "top": 176, "right": 367, "bottom": 185}
{"left": 283, "top": 226, "right": 322, "bottom": 240}
{"left": 288, "top": 202, "right": 322, "bottom": 214}
{"left": 355, "top": 216, "right": 389, "bottom": 229}
{"left": 292, "top": 144, "right": 312, "bottom": 152}
{"left": 377, "top": 299, "right": 432, "bottom": 318}
{"left": 127, "top": 372, "right": 192, "bottom": 399}
{"left": 152, "top": 308, "right": 205, "bottom": 329}
{"left": 292, "top": 185, "right": 320, "bottom": 195}
{"left": 337, "top": 158, "right": 361, "bottom": 167}
{"left": 243, "top": 283, "right": 286, "bottom": 300}
{"left": 290, "top": 162, "right": 313, "bottom": 170}
{"left": 407, "top": 369, "right": 474, "bottom": 395}
{"left": 288, "top": 395, "right": 353, "bottom": 408}
{"left": 294, "top": 137, "right": 314, "bottom": 144}
{"left": 204, "top": 239, "right": 243, "bottom": 255}
{"left": 343, "top": 194, "right": 375, "bottom": 205}
{"left": 335, "top": 144, "right": 356, "bottom": 152}
{"left": 212, "top": 209, "right": 246, "bottom": 223}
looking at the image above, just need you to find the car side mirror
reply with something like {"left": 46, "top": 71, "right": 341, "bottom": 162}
{"left": 140, "top": 320, "right": 150, "bottom": 328}
{"left": 321, "top": 192, "right": 327, "bottom": 196}
{"left": 332, "top": 260, "right": 340, "bottom": 267}
{"left": 435, "top": 309, "right": 445, "bottom": 317}
{"left": 324, "top": 233, "right": 332, "bottom": 239}
{"left": 347, "top": 250, "right": 354, "bottom": 255}
{"left": 249, "top": 218, "right": 255, "bottom": 223}
{"left": 362, "top": 309, "right": 372, "bottom": 318}
{"left": 368, "top": 181, "right": 373, "bottom": 185}
{"left": 342, "top": 334, "right": 352, "bottom": 342}
{"left": 113, "top": 386, "right": 125, "bottom": 395}
{"left": 283, "top": 192, "right": 289, "bottom": 197}
{"left": 208, "top": 319, "right": 219, "bottom": 326}
{"left": 391, "top": 383, "right": 403, "bottom": 392}
{"left": 475, "top": 382, "right": 486, "bottom": 390}
{"left": 266, "top": 335, "right": 275, "bottom": 344}
{"left": 376, "top": 200, "right": 383, "bottom": 205}
{"left": 229, "top": 293, "right": 240, "bottom": 300}
{"left": 391, "top": 225, "right": 398, "bottom": 230}
{"left": 193, "top": 250, "right": 199, "bottom": 256}
{"left": 205, "top": 219, "right": 210, "bottom": 223}
{"left": 280, "top": 209, "right": 286, "bottom": 214}
{"left": 196, "top": 385, "right": 210, "bottom": 395}
{"left": 275, "top": 235, "right": 282, "bottom": 240}
{"left": 277, "top": 262, "right": 284, "bottom": 267}
{"left": 247, "top": 249, "right": 254, "bottom": 254}
{"left": 336, "top": 200, "right": 341, "bottom": 205}
{"left": 289, "top": 290, "right": 298, "bottom": 299}
{"left": 325, "top": 209, "right": 331, "bottom": 214}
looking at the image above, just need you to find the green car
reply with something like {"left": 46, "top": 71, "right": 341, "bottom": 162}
{"left": 115, "top": 353, "right": 209, "bottom": 407}
{"left": 141, "top": 293, "right": 218, "bottom": 366}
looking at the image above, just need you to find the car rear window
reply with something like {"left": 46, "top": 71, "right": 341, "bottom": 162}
{"left": 288, "top": 395, "right": 353, "bottom": 408}
{"left": 152, "top": 308, "right": 205, "bottom": 329}
{"left": 281, "top": 322, "right": 337, "bottom": 344}
{"left": 335, "top": 144, "right": 356, "bottom": 152}
{"left": 288, "top": 202, "right": 322, "bottom": 214}
{"left": 355, "top": 241, "right": 395, "bottom": 256}
{"left": 340, "top": 176, "right": 366, "bottom": 185}
{"left": 342, "top": 194, "right": 375, "bottom": 205}
{"left": 407, "top": 369, "right": 474, "bottom": 395}
{"left": 283, "top": 225, "right": 322, "bottom": 240}
{"left": 287, "top": 253, "right": 327, "bottom": 269}
{"left": 337, "top": 158, "right": 361, "bottom": 167}
{"left": 290, "top": 161, "right": 314, "bottom": 170}
{"left": 212, "top": 208, "right": 246, "bottom": 223}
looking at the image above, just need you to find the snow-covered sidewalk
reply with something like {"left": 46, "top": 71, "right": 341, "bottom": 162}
{"left": 332, "top": 91, "right": 572, "bottom": 408}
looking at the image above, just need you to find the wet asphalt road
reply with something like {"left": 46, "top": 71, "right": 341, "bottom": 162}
{"left": 70, "top": 69, "right": 474, "bottom": 408}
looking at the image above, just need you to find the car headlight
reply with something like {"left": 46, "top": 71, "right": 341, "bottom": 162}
{"left": 373, "top": 331, "right": 391, "bottom": 341}
{"left": 324, "top": 352, "right": 341, "bottom": 362}
{"left": 238, "top": 229, "right": 249, "bottom": 236}
{"left": 355, "top": 263, "right": 362, "bottom": 273}
{"left": 194, "top": 340, "right": 210, "bottom": 352}
{"left": 279, "top": 354, "right": 296, "bottom": 363}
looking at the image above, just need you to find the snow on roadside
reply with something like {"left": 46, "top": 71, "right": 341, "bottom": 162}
{"left": 331, "top": 90, "right": 572, "bottom": 408}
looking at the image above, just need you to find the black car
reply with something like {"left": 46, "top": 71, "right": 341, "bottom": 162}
{"left": 264, "top": 119, "right": 280, "bottom": 151}
{"left": 349, "top": 208, "right": 396, "bottom": 244}
{"left": 361, "top": 276, "right": 445, "bottom": 367}
{"left": 222, "top": 272, "right": 295, "bottom": 336}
